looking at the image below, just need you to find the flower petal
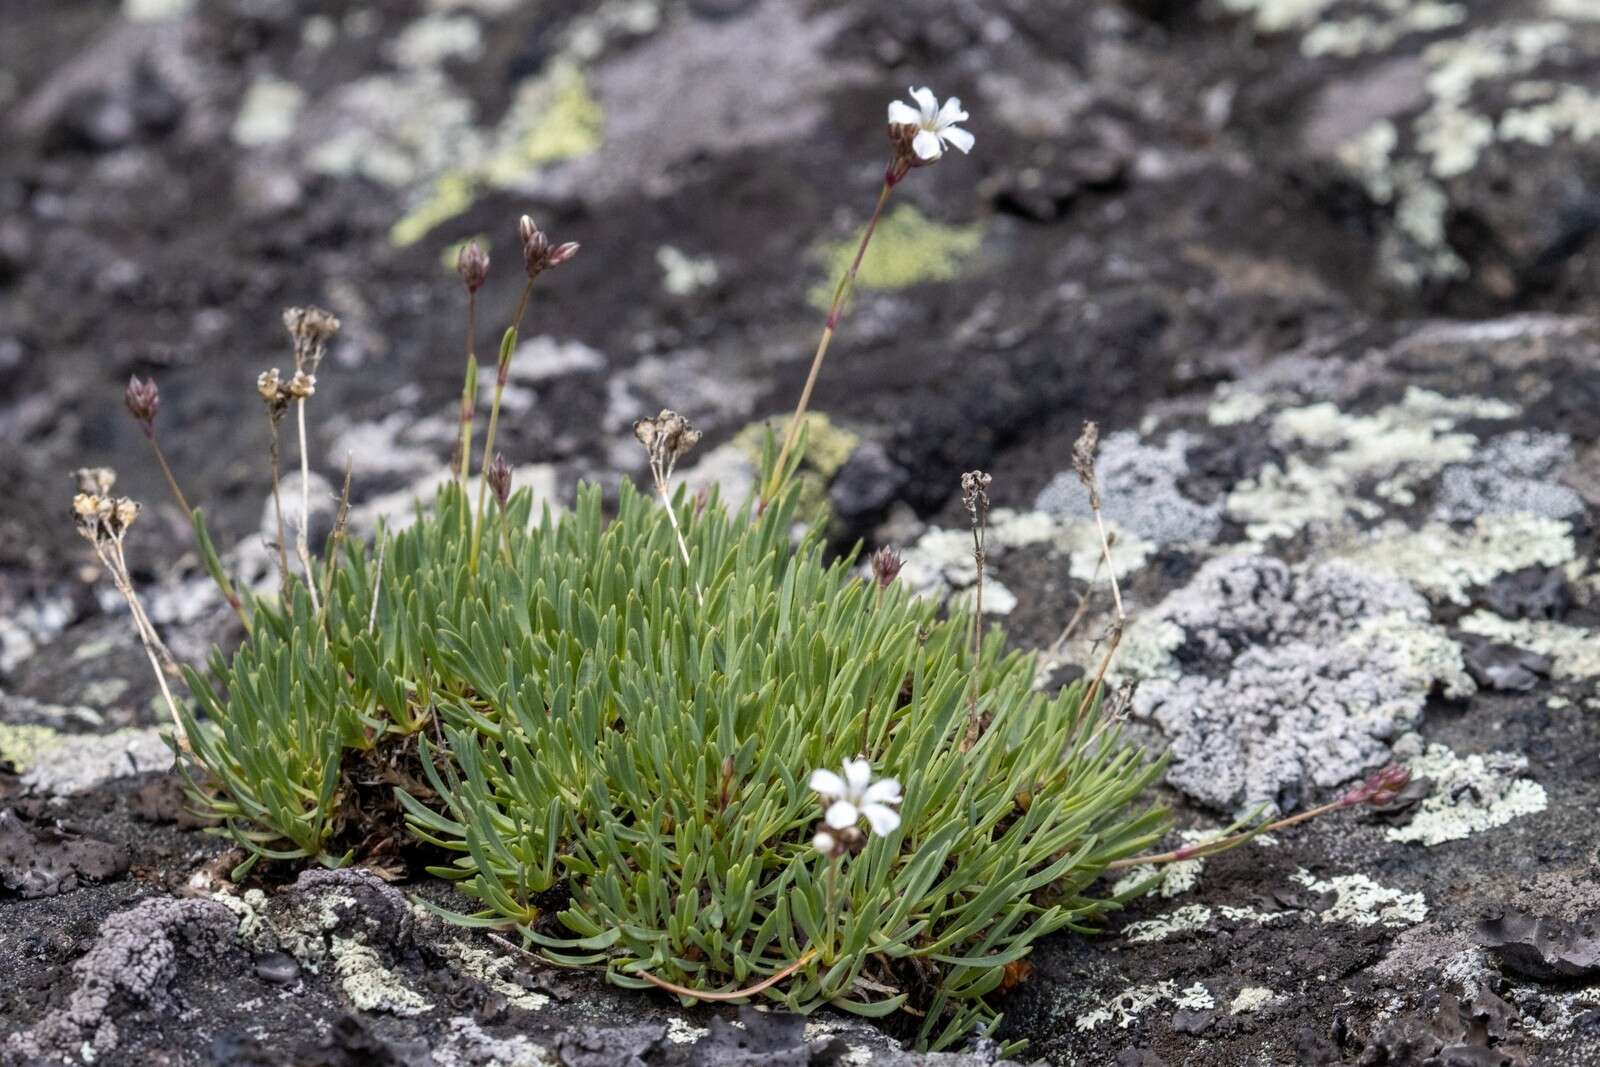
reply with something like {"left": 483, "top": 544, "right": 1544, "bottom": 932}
{"left": 912, "top": 129, "right": 943, "bottom": 161}
{"left": 887, "top": 100, "right": 921, "bottom": 126}
{"left": 813, "top": 831, "right": 836, "bottom": 853}
{"left": 863, "top": 778, "right": 901, "bottom": 805}
{"left": 863, "top": 803, "right": 901, "bottom": 836}
{"left": 809, "top": 769, "right": 846, "bottom": 797}
{"left": 941, "top": 126, "right": 975, "bottom": 154}
{"left": 842, "top": 758, "right": 873, "bottom": 795}
{"left": 825, "top": 800, "right": 859, "bottom": 830}
{"left": 936, "top": 96, "right": 968, "bottom": 126}
{"left": 909, "top": 86, "right": 939, "bottom": 120}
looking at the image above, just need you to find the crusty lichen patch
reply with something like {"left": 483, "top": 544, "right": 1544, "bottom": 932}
{"left": 1075, "top": 981, "right": 1215, "bottom": 1032}
{"left": 807, "top": 205, "right": 983, "bottom": 310}
{"left": 1386, "top": 743, "right": 1548, "bottom": 846}
{"left": 1457, "top": 611, "right": 1600, "bottom": 681}
{"left": 1339, "top": 514, "right": 1574, "bottom": 605}
{"left": 331, "top": 935, "right": 434, "bottom": 1015}
{"left": 1291, "top": 869, "right": 1427, "bottom": 928}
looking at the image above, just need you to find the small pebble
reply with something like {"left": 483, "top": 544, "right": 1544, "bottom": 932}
{"left": 255, "top": 951, "right": 300, "bottom": 985}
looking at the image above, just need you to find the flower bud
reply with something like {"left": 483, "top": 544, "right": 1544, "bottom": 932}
{"left": 125, "top": 375, "right": 160, "bottom": 427}
{"left": 870, "top": 546, "right": 903, "bottom": 589}
{"left": 457, "top": 240, "right": 489, "bottom": 293}
{"left": 519, "top": 214, "right": 579, "bottom": 279}
{"left": 487, "top": 452, "right": 512, "bottom": 507}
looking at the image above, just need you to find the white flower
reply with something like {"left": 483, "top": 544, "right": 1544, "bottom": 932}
{"left": 809, "top": 758, "right": 903, "bottom": 836}
{"left": 813, "top": 830, "right": 837, "bottom": 854}
{"left": 886, "top": 86, "right": 974, "bottom": 162}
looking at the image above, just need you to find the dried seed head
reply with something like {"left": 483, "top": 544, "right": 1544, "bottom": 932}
{"left": 124, "top": 375, "right": 160, "bottom": 427}
{"left": 286, "top": 370, "right": 316, "bottom": 399}
{"left": 257, "top": 368, "right": 282, "bottom": 402}
{"left": 487, "top": 452, "right": 512, "bottom": 507}
{"left": 633, "top": 409, "right": 701, "bottom": 476}
{"left": 73, "top": 467, "right": 117, "bottom": 496}
{"left": 519, "top": 215, "right": 580, "bottom": 279}
{"left": 456, "top": 240, "right": 489, "bottom": 293}
{"left": 282, "top": 305, "right": 340, "bottom": 373}
{"left": 960, "top": 470, "right": 991, "bottom": 516}
{"left": 1072, "top": 421, "right": 1100, "bottom": 492}
{"left": 70, "top": 468, "right": 139, "bottom": 544}
{"left": 870, "top": 546, "right": 903, "bottom": 589}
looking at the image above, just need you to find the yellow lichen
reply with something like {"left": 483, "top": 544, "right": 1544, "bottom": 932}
{"left": 391, "top": 172, "right": 479, "bottom": 248}
{"left": 734, "top": 413, "right": 859, "bottom": 524}
{"left": 485, "top": 64, "right": 604, "bottom": 185}
{"left": 808, "top": 205, "right": 984, "bottom": 311}
{"left": 0, "top": 723, "right": 62, "bottom": 773}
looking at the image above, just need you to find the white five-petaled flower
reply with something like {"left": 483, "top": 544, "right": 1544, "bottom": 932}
{"left": 809, "top": 758, "right": 903, "bottom": 836}
{"left": 887, "top": 86, "right": 974, "bottom": 162}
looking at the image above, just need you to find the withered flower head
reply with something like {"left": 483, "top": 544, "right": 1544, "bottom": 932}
{"left": 257, "top": 368, "right": 282, "bottom": 403}
{"left": 960, "top": 470, "right": 991, "bottom": 516}
{"left": 457, "top": 240, "right": 489, "bottom": 293}
{"left": 487, "top": 452, "right": 512, "bottom": 507}
{"left": 286, "top": 370, "right": 316, "bottom": 399}
{"left": 633, "top": 409, "right": 701, "bottom": 476}
{"left": 1072, "top": 421, "right": 1100, "bottom": 491}
{"left": 869, "top": 546, "right": 903, "bottom": 589}
{"left": 282, "top": 305, "right": 340, "bottom": 373}
{"left": 125, "top": 375, "right": 160, "bottom": 427}
{"left": 73, "top": 467, "right": 117, "bottom": 496}
{"left": 518, "top": 214, "right": 580, "bottom": 279}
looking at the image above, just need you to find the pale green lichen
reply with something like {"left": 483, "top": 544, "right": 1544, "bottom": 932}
{"left": 807, "top": 205, "right": 984, "bottom": 310}
{"left": 1339, "top": 514, "right": 1575, "bottom": 605}
{"left": 124, "top": 0, "right": 193, "bottom": 20}
{"left": 731, "top": 413, "right": 859, "bottom": 525}
{"left": 391, "top": 172, "right": 478, "bottom": 248}
{"left": 482, "top": 63, "right": 603, "bottom": 182}
{"left": 1387, "top": 743, "right": 1548, "bottom": 846}
{"left": 0, "top": 723, "right": 61, "bottom": 772}
{"left": 1122, "top": 903, "right": 1215, "bottom": 944}
{"left": 331, "top": 936, "right": 434, "bottom": 1016}
{"left": 231, "top": 78, "right": 304, "bottom": 148}
{"left": 440, "top": 941, "right": 551, "bottom": 1012}
{"left": 1230, "top": 987, "right": 1279, "bottom": 1014}
{"left": 1457, "top": 611, "right": 1600, "bottom": 680}
{"left": 657, "top": 246, "right": 719, "bottom": 296}
{"left": 1075, "top": 981, "right": 1215, "bottom": 1032}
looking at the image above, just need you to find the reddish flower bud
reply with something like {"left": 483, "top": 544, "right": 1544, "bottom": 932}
{"left": 1338, "top": 764, "right": 1413, "bottom": 809}
{"left": 125, "top": 375, "right": 160, "bottom": 427}
{"left": 518, "top": 214, "right": 579, "bottom": 279}
{"left": 870, "top": 546, "right": 903, "bottom": 589}
{"left": 487, "top": 452, "right": 512, "bottom": 507}
{"left": 456, "top": 240, "right": 489, "bottom": 293}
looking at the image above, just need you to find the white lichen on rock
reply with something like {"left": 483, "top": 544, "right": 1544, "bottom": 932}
{"left": 1386, "top": 743, "right": 1548, "bottom": 846}
{"left": 331, "top": 935, "right": 433, "bottom": 1015}
{"left": 1075, "top": 981, "right": 1214, "bottom": 1032}
{"left": 1229, "top": 986, "right": 1280, "bottom": 1014}
{"left": 1123, "top": 903, "right": 1216, "bottom": 944}
{"left": 1291, "top": 869, "right": 1427, "bottom": 928}
{"left": 439, "top": 941, "right": 551, "bottom": 1012}
{"left": 1121, "top": 554, "right": 1468, "bottom": 812}
{"left": 1035, "top": 430, "right": 1222, "bottom": 547}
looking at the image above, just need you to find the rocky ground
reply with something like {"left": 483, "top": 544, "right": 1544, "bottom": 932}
{"left": 2, "top": 0, "right": 1600, "bottom": 1064}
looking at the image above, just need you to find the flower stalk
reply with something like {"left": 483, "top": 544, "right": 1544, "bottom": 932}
{"left": 763, "top": 87, "right": 973, "bottom": 503}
